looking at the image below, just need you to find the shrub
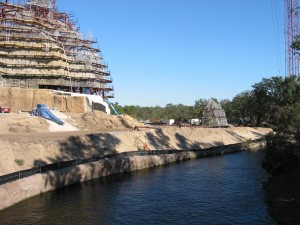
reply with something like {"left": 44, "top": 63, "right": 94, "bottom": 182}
{"left": 262, "top": 132, "right": 299, "bottom": 176}
{"left": 294, "top": 132, "right": 300, "bottom": 145}
{"left": 15, "top": 159, "right": 24, "bottom": 166}
{"left": 241, "top": 139, "right": 252, "bottom": 150}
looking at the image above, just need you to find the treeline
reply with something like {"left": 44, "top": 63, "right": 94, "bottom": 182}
{"left": 223, "top": 76, "right": 300, "bottom": 132}
{"left": 113, "top": 102, "right": 201, "bottom": 123}
{"left": 113, "top": 98, "right": 223, "bottom": 123}
{"left": 113, "top": 76, "right": 300, "bottom": 132}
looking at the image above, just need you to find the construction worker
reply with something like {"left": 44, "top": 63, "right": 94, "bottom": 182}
{"left": 144, "top": 143, "right": 149, "bottom": 151}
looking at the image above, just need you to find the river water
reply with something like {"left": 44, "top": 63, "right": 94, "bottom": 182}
{"left": 0, "top": 151, "right": 276, "bottom": 225}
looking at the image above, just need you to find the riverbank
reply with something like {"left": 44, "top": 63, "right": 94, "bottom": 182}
{"left": 0, "top": 112, "right": 272, "bottom": 211}
{"left": 0, "top": 116, "right": 271, "bottom": 176}
{"left": 0, "top": 142, "right": 254, "bottom": 211}
{"left": 0, "top": 151, "right": 275, "bottom": 225}
{"left": 266, "top": 168, "right": 300, "bottom": 225}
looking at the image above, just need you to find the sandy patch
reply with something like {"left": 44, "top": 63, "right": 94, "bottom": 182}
{"left": 47, "top": 111, "right": 78, "bottom": 132}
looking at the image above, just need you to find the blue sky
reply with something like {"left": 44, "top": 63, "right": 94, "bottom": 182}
{"left": 56, "top": 0, "right": 285, "bottom": 106}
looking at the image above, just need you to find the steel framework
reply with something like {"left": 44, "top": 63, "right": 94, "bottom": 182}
{"left": 0, "top": 0, "right": 114, "bottom": 98}
{"left": 285, "top": 0, "right": 300, "bottom": 77}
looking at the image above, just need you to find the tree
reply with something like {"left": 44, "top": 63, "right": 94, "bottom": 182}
{"left": 249, "top": 76, "right": 294, "bottom": 127}
{"left": 251, "top": 78, "right": 277, "bottom": 126}
{"left": 194, "top": 98, "right": 208, "bottom": 118}
{"left": 112, "top": 77, "right": 300, "bottom": 131}
{"left": 220, "top": 99, "right": 236, "bottom": 124}
{"left": 262, "top": 132, "right": 299, "bottom": 175}
{"left": 123, "top": 105, "right": 139, "bottom": 118}
{"left": 112, "top": 102, "right": 125, "bottom": 115}
{"left": 230, "top": 91, "right": 254, "bottom": 124}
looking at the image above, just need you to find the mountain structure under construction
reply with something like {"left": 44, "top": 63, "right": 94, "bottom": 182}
{"left": 0, "top": 0, "right": 114, "bottom": 98}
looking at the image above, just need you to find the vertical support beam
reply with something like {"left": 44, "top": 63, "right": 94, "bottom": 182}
{"left": 53, "top": 0, "right": 56, "bottom": 13}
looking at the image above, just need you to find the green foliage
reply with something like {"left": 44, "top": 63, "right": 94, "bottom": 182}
{"left": 111, "top": 102, "right": 201, "bottom": 122}
{"left": 229, "top": 91, "right": 253, "bottom": 124}
{"left": 219, "top": 76, "right": 300, "bottom": 176}
{"left": 265, "top": 132, "right": 289, "bottom": 150}
{"left": 294, "top": 131, "right": 300, "bottom": 145}
{"left": 111, "top": 102, "right": 125, "bottom": 115}
{"left": 112, "top": 76, "right": 300, "bottom": 132}
{"left": 15, "top": 159, "right": 24, "bottom": 166}
{"left": 241, "top": 139, "right": 252, "bottom": 150}
{"left": 220, "top": 76, "right": 300, "bottom": 131}
{"left": 289, "top": 102, "right": 300, "bottom": 133}
{"left": 262, "top": 132, "right": 299, "bottom": 176}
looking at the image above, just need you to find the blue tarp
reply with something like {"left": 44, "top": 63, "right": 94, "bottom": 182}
{"left": 33, "top": 104, "right": 64, "bottom": 125}
{"left": 106, "top": 100, "right": 119, "bottom": 116}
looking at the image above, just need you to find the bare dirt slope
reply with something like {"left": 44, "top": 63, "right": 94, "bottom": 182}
{"left": 0, "top": 112, "right": 272, "bottom": 176}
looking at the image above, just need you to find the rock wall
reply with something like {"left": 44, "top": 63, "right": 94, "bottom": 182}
{"left": 0, "top": 87, "right": 88, "bottom": 113}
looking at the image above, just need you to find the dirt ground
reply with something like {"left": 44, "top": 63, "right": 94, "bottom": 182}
{"left": 0, "top": 111, "right": 272, "bottom": 176}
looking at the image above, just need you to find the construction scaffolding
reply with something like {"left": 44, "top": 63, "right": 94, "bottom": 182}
{"left": 202, "top": 99, "right": 228, "bottom": 127}
{"left": 0, "top": 0, "right": 114, "bottom": 98}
